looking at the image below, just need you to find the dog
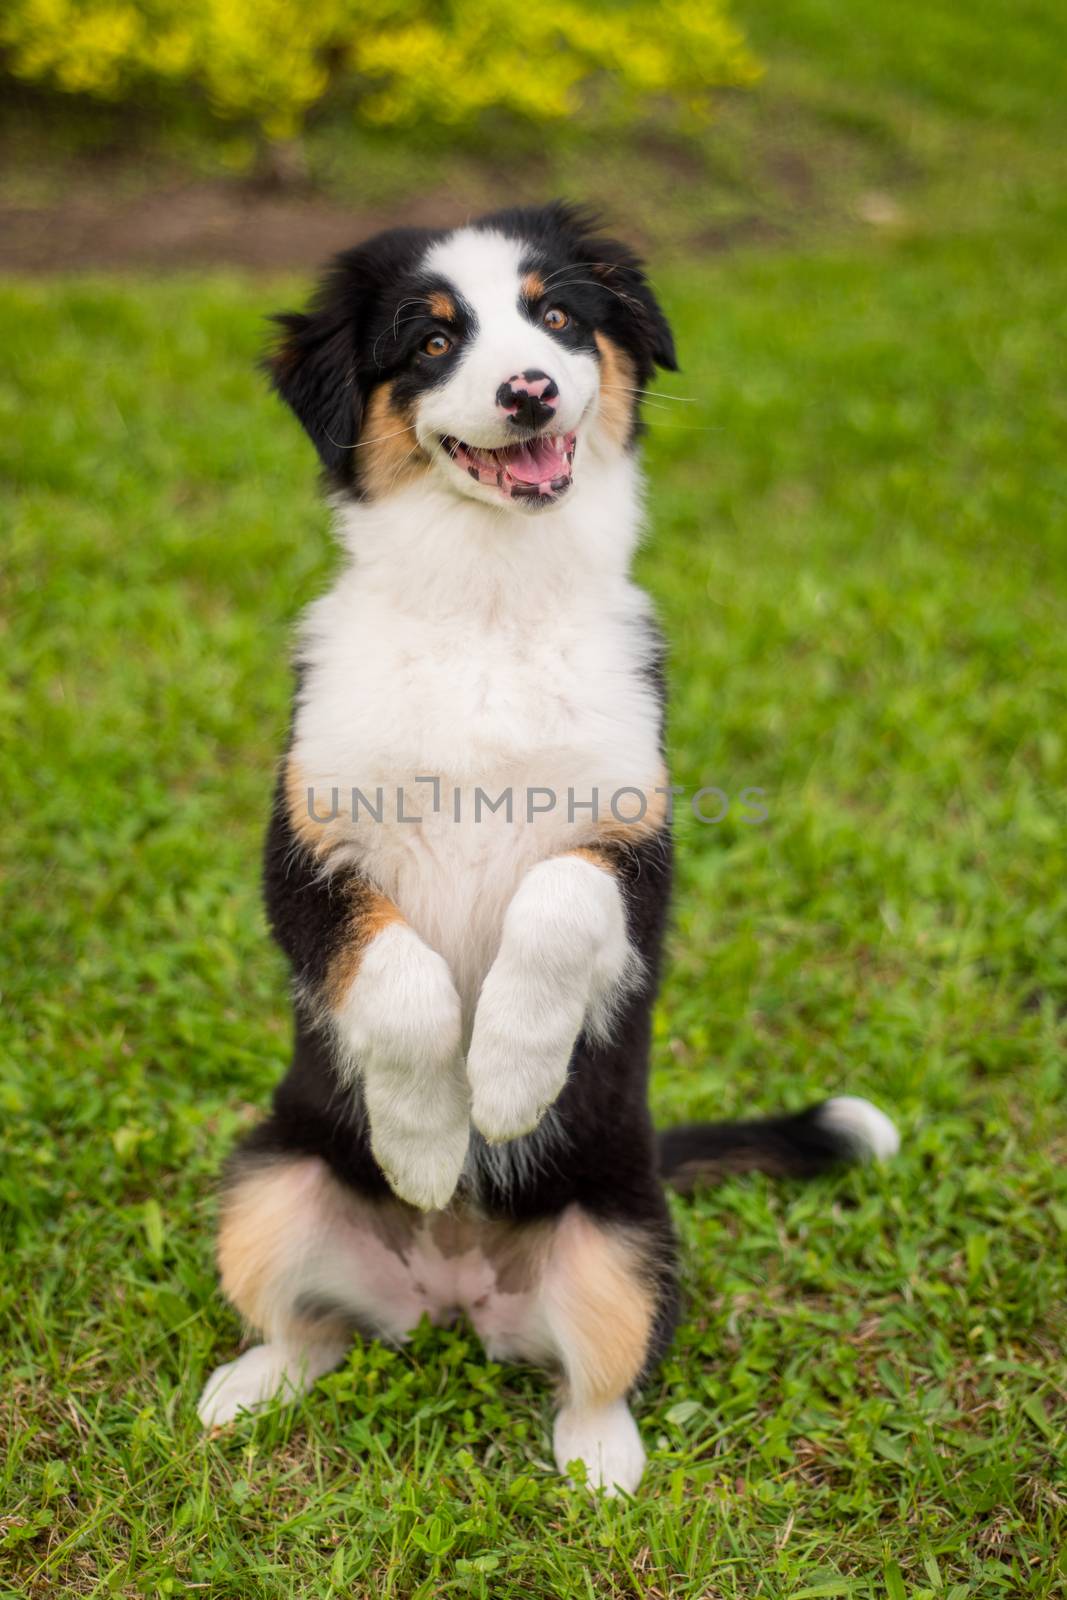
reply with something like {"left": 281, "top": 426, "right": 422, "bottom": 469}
{"left": 196, "top": 202, "right": 899, "bottom": 1492}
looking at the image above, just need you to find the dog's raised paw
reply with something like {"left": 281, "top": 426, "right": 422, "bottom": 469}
{"left": 466, "top": 986, "right": 579, "bottom": 1143}
{"left": 369, "top": 1106, "right": 470, "bottom": 1210}
{"left": 336, "top": 925, "right": 470, "bottom": 1205}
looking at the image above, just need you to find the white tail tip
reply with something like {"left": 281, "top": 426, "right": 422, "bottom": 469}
{"left": 817, "top": 1096, "right": 900, "bottom": 1161}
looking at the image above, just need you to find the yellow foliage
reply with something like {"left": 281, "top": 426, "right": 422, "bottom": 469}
{"left": 0, "top": 0, "right": 761, "bottom": 141}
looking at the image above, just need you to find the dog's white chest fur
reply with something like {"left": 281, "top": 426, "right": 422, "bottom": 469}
{"left": 291, "top": 469, "right": 662, "bottom": 1018}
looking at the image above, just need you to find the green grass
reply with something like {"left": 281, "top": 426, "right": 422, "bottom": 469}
{"left": 3, "top": 1, "right": 1067, "bottom": 1594}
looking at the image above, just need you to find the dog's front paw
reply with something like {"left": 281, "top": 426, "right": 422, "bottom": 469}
{"left": 467, "top": 855, "right": 635, "bottom": 1144}
{"left": 336, "top": 923, "right": 469, "bottom": 1209}
{"left": 365, "top": 1071, "right": 471, "bottom": 1210}
{"left": 467, "top": 963, "right": 584, "bottom": 1143}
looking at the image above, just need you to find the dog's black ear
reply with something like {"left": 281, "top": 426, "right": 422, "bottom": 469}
{"left": 268, "top": 289, "right": 359, "bottom": 476}
{"left": 586, "top": 236, "right": 678, "bottom": 378}
{"left": 268, "top": 229, "right": 437, "bottom": 476}
{"left": 541, "top": 202, "right": 677, "bottom": 379}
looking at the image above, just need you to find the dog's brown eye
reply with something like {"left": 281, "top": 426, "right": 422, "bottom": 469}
{"left": 422, "top": 333, "right": 452, "bottom": 357}
{"left": 543, "top": 307, "right": 569, "bottom": 332}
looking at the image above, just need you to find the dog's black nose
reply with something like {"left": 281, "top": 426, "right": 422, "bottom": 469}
{"left": 496, "top": 369, "right": 560, "bottom": 430}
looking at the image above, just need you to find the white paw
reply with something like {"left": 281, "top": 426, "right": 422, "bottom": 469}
{"left": 364, "top": 1068, "right": 471, "bottom": 1211}
{"left": 467, "top": 970, "right": 584, "bottom": 1143}
{"left": 467, "top": 856, "right": 634, "bottom": 1144}
{"left": 197, "top": 1340, "right": 343, "bottom": 1427}
{"left": 553, "top": 1400, "right": 647, "bottom": 1495}
{"left": 336, "top": 924, "right": 469, "bottom": 1210}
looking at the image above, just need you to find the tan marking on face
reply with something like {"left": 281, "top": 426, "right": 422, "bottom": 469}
{"left": 542, "top": 1208, "right": 655, "bottom": 1407}
{"left": 427, "top": 290, "right": 456, "bottom": 322}
{"left": 594, "top": 332, "right": 638, "bottom": 448}
{"left": 521, "top": 270, "right": 546, "bottom": 302}
{"left": 360, "top": 381, "right": 427, "bottom": 501}
{"left": 324, "top": 884, "right": 403, "bottom": 1009}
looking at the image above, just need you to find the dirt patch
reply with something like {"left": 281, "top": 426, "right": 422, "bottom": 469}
{"left": 4, "top": 175, "right": 791, "bottom": 274}
{"left": 0, "top": 176, "right": 483, "bottom": 274}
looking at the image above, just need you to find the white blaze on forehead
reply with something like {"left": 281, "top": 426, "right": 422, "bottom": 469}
{"left": 422, "top": 227, "right": 530, "bottom": 331}
{"left": 420, "top": 227, "right": 567, "bottom": 388}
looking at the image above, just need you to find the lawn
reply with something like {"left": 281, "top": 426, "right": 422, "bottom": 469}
{"left": 2, "top": 1, "right": 1067, "bottom": 1594}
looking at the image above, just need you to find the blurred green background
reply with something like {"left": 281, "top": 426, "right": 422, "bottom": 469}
{"left": 2, "top": 1, "right": 1066, "bottom": 1597}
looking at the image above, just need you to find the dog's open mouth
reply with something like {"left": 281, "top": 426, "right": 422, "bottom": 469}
{"left": 442, "top": 432, "right": 576, "bottom": 503}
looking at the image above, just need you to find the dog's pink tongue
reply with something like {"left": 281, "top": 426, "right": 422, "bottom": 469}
{"left": 505, "top": 437, "right": 560, "bottom": 484}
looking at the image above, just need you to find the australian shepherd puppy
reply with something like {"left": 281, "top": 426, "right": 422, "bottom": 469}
{"left": 197, "top": 202, "right": 898, "bottom": 1492}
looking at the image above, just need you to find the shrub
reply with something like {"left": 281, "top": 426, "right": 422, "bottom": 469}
{"left": 0, "top": 0, "right": 761, "bottom": 143}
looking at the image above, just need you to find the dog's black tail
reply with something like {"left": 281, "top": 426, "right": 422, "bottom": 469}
{"left": 658, "top": 1096, "right": 899, "bottom": 1194}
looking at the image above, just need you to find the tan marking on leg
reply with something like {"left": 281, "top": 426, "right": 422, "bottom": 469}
{"left": 541, "top": 1209, "right": 655, "bottom": 1408}
{"left": 427, "top": 290, "right": 456, "bottom": 321}
{"left": 215, "top": 1160, "right": 428, "bottom": 1349}
{"left": 568, "top": 768, "right": 671, "bottom": 858}
{"left": 360, "top": 382, "right": 427, "bottom": 501}
{"left": 521, "top": 270, "right": 546, "bottom": 302}
{"left": 324, "top": 885, "right": 403, "bottom": 1009}
{"left": 596, "top": 779, "right": 669, "bottom": 847}
{"left": 594, "top": 332, "right": 639, "bottom": 448}
{"left": 218, "top": 1158, "right": 332, "bottom": 1332}
{"left": 570, "top": 845, "right": 618, "bottom": 874}
{"left": 283, "top": 756, "right": 404, "bottom": 1003}
{"left": 286, "top": 755, "right": 347, "bottom": 859}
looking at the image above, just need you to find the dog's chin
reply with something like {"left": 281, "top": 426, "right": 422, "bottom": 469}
{"left": 435, "top": 431, "right": 577, "bottom": 511}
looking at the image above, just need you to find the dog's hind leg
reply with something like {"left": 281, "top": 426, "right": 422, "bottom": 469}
{"left": 536, "top": 1207, "right": 670, "bottom": 1495}
{"left": 197, "top": 1154, "right": 423, "bottom": 1427}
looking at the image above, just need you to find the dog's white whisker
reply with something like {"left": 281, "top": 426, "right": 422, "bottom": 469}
{"left": 538, "top": 259, "right": 631, "bottom": 291}
{"left": 371, "top": 313, "right": 434, "bottom": 366}
{"left": 601, "top": 384, "right": 697, "bottom": 403}
{"left": 391, "top": 297, "right": 428, "bottom": 337}
{"left": 384, "top": 440, "right": 425, "bottom": 493}
{"left": 533, "top": 274, "right": 641, "bottom": 310}
{"left": 324, "top": 422, "right": 418, "bottom": 453}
